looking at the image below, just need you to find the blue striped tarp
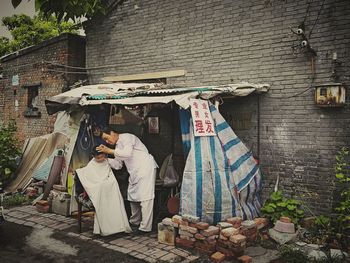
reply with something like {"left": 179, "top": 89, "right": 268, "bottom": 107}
{"left": 179, "top": 102, "right": 261, "bottom": 224}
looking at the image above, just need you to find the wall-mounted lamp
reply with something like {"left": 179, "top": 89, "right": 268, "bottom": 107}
{"left": 314, "top": 83, "right": 346, "bottom": 107}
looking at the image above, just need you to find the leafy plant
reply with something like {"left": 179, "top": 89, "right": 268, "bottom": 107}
{"left": 304, "top": 215, "right": 333, "bottom": 245}
{"left": 0, "top": 121, "right": 21, "bottom": 186}
{"left": 261, "top": 191, "right": 304, "bottom": 225}
{"left": 314, "top": 215, "right": 331, "bottom": 228}
{"left": 2, "top": 193, "right": 28, "bottom": 208}
{"left": 13, "top": 0, "right": 108, "bottom": 22}
{"left": 278, "top": 245, "right": 308, "bottom": 263}
{"left": 333, "top": 147, "right": 350, "bottom": 248}
{"left": 314, "top": 254, "right": 344, "bottom": 263}
{"left": 302, "top": 148, "right": 350, "bottom": 249}
{"left": 278, "top": 245, "right": 345, "bottom": 263}
{"left": 0, "top": 14, "right": 79, "bottom": 57}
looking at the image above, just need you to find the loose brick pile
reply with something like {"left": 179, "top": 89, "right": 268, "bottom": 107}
{"left": 158, "top": 214, "right": 269, "bottom": 261}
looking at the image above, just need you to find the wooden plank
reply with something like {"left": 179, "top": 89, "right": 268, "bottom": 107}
{"left": 102, "top": 69, "right": 186, "bottom": 82}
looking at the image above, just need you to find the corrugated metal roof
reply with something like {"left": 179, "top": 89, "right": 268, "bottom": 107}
{"left": 45, "top": 82, "right": 269, "bottom": 114}
{"left": 85, "top": 86, "right": 216, "bottom": 100}
{"left": 83, "top": 84, "right": 264, "bottom": 100}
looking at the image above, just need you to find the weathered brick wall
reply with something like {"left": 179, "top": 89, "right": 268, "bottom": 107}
{"left": 67, "top": 36, "right": 87, "bottom": 88}
{"left": 85, "top": 0, "right": 350, "bottom": 214}
{"left": 0, "top": 33, "right": 86, "bottom": 144}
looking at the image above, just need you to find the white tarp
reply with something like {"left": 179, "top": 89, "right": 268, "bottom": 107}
{"left": 76, "top": 158, "right": 132, "bottom": 236}
{"left": 6, "top": 132, "right": 68, "bottom": 192}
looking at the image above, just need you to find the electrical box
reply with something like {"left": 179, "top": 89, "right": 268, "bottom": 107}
{"left": 315, "top": 83, "right": 346, "bottom": 107}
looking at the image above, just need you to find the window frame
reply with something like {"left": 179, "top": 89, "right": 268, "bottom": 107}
{"left": 22, "top": 82, "right": 42, "bottom": 118}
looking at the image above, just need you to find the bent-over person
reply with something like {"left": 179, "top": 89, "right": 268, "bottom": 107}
{"left": 97, "top": 129, "right": 157, "bottom": 233}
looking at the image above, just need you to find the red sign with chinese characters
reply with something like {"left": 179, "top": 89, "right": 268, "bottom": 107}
{"left": 190, "top": 99, "right": 216, "bottom": 137}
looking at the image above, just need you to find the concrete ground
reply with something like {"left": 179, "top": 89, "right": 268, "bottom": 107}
{"left": 0, "top": 221, "right": 145, "bottom": 263}
{"left": 1, "top": 205, "right": 280, "bottom": 263}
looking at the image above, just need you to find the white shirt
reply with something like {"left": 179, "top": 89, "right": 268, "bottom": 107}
{"left": 108, "top": 133, "right": 157, "bottom": 201}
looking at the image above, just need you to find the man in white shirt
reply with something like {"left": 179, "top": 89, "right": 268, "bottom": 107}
{"left": 97, "top": 129, "right": 157, "bottom": 233}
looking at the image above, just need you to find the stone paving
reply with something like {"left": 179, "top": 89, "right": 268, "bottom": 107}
{"left": 3, "top": 205, "right": 284, "bottom": 263}
{"left": 3, "top": 205, "right": 201, "bottom": 263}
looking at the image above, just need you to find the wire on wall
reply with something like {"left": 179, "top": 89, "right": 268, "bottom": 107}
{"left": 267, "top": 85, "right": 314, "bottom": 99}
{"left": 308, "top": 0, "right": 326, "bottom": 39}
{"left": 44, "top": 69, "right": 89, "bottom": 74}
{"left": 0, "top": 60, "right": 120, "bottom": 72}
{"left": 43, "top": 61, "right": 120, "bottom": 70}
{"left": 302, "top": 0, "right": 312, "bottom": 24}
{"left": 1, "top": 66, "right": 108, "bottom": 75}
{"left": 0, "top": 61, "right": 42, "bottom": 71}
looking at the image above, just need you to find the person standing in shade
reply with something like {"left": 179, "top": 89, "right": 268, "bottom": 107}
{"left": 96, "top": 129, "right": 158, "bottom": 233}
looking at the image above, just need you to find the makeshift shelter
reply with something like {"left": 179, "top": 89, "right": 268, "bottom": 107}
{"left": 179, "top": 105, "right": 261, "bottom": 224}
{"left": 11, "top": 82, "right": 269, "bottom": 223}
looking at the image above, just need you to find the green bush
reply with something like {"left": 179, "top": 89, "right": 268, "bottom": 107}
{"left": 2, "top": 193, "right": 28, "bottom": 208}
{"left": 333, "top": 147, "right": 350, "bottom": 248}
{"left": 278, "top": 245, "right": 345, "bottom": 263}
{"left": 0, "top": 121, "right": 21, "bottom": 186}
{"left": 305, "top": 215, "right": 333, "bottom": 245}
{"left": 278, "top": 245, "right": 308, "bottom": 263}
{"left": 302, "top": 148, "right": 350, "bottom": 249}
{"left": 261, "top": 191, "right": 304, "bottom": 225}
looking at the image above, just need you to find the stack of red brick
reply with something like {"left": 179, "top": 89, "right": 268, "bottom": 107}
{"left": 158, "top": 214, "right": 269, "bottom": 262}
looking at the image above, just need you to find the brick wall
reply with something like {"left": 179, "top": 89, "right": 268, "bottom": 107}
{"left": 85, "top": 0, "right": 350, "bottom": 214}
{"left": 0, "top": 33, "right": 86, "bottom": 144}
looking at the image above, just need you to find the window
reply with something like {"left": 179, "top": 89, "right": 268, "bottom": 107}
{"left": 28, "top": 86, "right": 39, "bottom": 110}
{"left": 23, "top": 83, "right": 41, "bottom": 117}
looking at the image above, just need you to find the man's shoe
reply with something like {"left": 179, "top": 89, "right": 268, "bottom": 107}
{"left": 132, "top": 229, "right": 149, "bottom": 236}
{"left": 130, "top": 223, "right": 139, "bottom": 231}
